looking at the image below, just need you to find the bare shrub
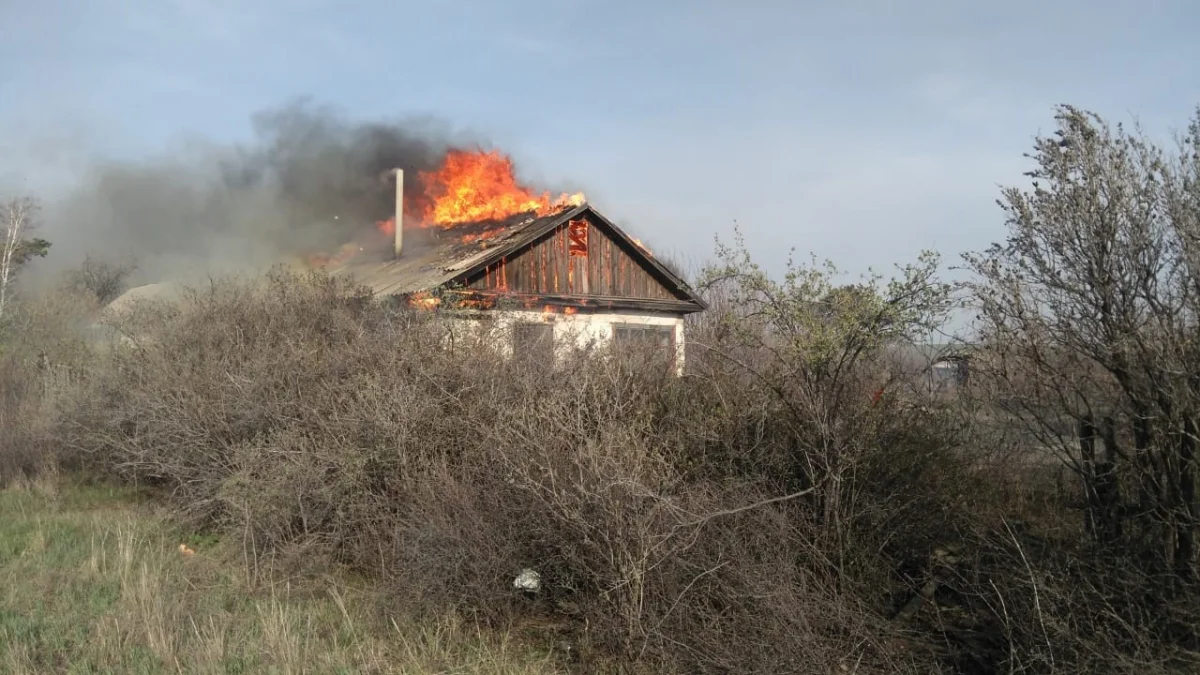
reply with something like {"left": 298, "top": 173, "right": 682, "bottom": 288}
{"left": 0, "top": 358, "right": 47, "bottom": 483}
{"left": 52, "top": 220, "right": 1200, "bottom": 671}
{"left": 65, "top": 254, "right": 137, "bottom": 305}
{"left": 47, "top": 265, "right": 972, "bottom": 672}
{"left": 0, "top": 285, "right": 98, "bottom": 484}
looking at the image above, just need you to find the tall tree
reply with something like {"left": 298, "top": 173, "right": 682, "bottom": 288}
{"left": 0, "top": 196, "right": 51, "bottom": 321}
{"left": 965, "top": 105, "right": 1200, "bottom": 580}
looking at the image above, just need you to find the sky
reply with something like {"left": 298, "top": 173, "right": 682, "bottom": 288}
{"left": 1, "top": 0, "right": 1198, "bottom": 282}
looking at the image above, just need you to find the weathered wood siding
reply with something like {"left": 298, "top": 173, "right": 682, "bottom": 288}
{"left": 465, "top": 214, "right": 677, "bottom": 300}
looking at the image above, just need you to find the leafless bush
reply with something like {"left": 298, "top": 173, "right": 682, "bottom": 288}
{"left": 0, "top": 288, "right": 96, "bottom": 484}
{"left": 27, "top": 233, "right": 1197, "bottom": 673}
{"left": 39, "top": 266, "right": 973, "bottom": 672}
{"left": 65, "top": 254, "right": 137, "bottom": 305}
{"left": 0, "top": 358, "right": 47, "bottom": 483}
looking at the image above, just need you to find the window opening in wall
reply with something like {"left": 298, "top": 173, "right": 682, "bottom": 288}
{"left": 512, "top": 322, "right": 555, "bottom": 365}
{"left": 568, "top": 219, "right": 588, "bottom": 257}
{"left": 612, "top": 323, "right": 677, "bottom": 372}
{"left": 613, "top": 324, "right": 674, "bottom": 349}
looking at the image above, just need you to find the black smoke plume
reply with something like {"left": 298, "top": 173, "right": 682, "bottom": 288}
{"left": 27, "top": 100, "right": 477, "bottom": 287}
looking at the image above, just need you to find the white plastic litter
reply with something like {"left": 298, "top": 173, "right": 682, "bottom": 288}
{"left": 513, "top": 568, "right": 541, "bottom": 593}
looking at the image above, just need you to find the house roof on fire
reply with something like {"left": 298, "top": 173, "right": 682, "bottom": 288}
{"left": 324, "top": 202, "right": 706, "bottom": 312}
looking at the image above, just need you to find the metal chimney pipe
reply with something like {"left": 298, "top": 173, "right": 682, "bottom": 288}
{"left": 393, "top": 168, "right": 404, "bottom": 258}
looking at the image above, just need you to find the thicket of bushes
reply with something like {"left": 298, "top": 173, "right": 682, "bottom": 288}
{"left": 0, "top": 256, "right": 1193, "bottom": 673}
{"left": 45, "top": 265, "right": 964, "bottom": 672}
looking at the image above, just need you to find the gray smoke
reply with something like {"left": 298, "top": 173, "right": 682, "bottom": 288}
{"left": 25, "top": 101, "right": 478, "bottom": 287}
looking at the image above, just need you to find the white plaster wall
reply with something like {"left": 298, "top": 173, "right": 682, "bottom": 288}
{"left": 443, "top": 310, "right": 686, "bottom": 374}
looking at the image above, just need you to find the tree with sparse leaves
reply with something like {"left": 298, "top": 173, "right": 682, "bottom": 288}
{"left": 696, "top": 232, "right": 957, "bottom": 565}
{"left": 0, "top": 196, "right": 51, "bottom": 322}
{"left": 965, "top": 104, "right": 1200, "bottom": 581}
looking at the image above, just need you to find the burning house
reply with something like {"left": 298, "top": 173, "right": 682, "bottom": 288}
{"left": 313, "top": 151, "right": 707, "bottom": 372}
{"left": 97, "top": 149, "right": 705, "bottom": 369}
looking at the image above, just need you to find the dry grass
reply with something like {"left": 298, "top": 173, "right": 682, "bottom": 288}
{"left": 0, "top": 476, "right": 563, "bottom": 674}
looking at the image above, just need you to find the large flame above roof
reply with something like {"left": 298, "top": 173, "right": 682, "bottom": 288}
{"left": 376, "top": 149, "right": 584, "bottom": 236}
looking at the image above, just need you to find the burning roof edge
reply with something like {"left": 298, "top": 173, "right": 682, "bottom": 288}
{"left": 336, "top": 202, "right": 707, "bottom": 312}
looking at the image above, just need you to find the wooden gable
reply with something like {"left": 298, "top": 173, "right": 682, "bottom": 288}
{"left": 461, "top": 211, "right": 688, "bottom": 305}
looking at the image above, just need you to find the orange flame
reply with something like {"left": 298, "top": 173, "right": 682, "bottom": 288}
{"left": 374, "top": 149, "right": 585, "bottom": 236}
{"left": 419, "top": 150, "right": 584, "bottom": 225}
{"left": 537, "top": 304, "right": 579, "bottom": 315}
{"left": 406, "top": 291, "right": 441, "bottom": 309}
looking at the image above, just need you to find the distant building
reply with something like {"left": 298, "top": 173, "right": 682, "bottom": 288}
{"left": 887, "top": 343, "right": 973, "bottom": 396}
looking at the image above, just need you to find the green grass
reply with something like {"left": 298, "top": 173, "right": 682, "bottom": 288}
{"left": 0, "top": 474, "right": 564, "bottom": 674}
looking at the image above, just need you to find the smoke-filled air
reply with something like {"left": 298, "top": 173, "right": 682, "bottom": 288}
{"left": 24, "top": 101, "right": 581, "bottom": 289}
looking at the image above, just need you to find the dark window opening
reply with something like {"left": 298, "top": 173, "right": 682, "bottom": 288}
{"left": 613, "top": 324, "right": 675, "bottom": 349}
{"left": 930, "top": 356, "right": 969, "bottom": 392}
{"left": 568, "top": 219, "right": 589, "bottom": 257}
{"left": 513, "top": 322, "right": 555, "bottom": 364}
{"left": 612, "top": 324, "right": 677, "bottom": 373}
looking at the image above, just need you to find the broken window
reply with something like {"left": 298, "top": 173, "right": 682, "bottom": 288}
{"left": 568, "top": 219, "right": 588, "bottom": 257}
{"left": 612, "top": 324, "right": 677, "bottom": 373}
{"left": 613, "top": 324, "right": 675, "bottom": 350}
{"left": 512, "top": 322, "right": 555, "bottom": 365}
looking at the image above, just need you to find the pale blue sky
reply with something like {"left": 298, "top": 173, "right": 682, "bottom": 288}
{"left": 2, "top": 0, "right": 1198, "bottom": 278}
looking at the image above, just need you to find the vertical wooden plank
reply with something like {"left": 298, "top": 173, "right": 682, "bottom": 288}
{"left": 613, "top": 241, "right": 621, "bottom": 295}
{"left": 532, "top": 248, "right": 540, "bottom": 294}
{"left": 607, "top": 237, "right": 617, "bottom": 296}
{"left": 600, "top": 237, "right": 609, "bottom": 295}
{"left": 552, "top": 233, "right": 560, "bottom": 293}
{"left": 566, "top": 230, "right": 575, "bottom": 294}
{"left": 629, "top": 249, "right": 638, "bottom": 297}
{"left": 540, "top": 239, "right": 548, "bottom": 294}
{"left": 581, "top": 224, "right": 590, "bottom": 292}
{"left": 600, "top": 235, "right": 609, "bottom": 293}
{"left": 596, "top": 232, "right": 606, "bottom": 294}
{"left": 617, "top": 250, "right": 627, "bottom": 297}
{"left": 586, "top": 220, "right": 597, "bottom": 294}
{"left": 559, "top": 229, "right": 570, "bottom": 295}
